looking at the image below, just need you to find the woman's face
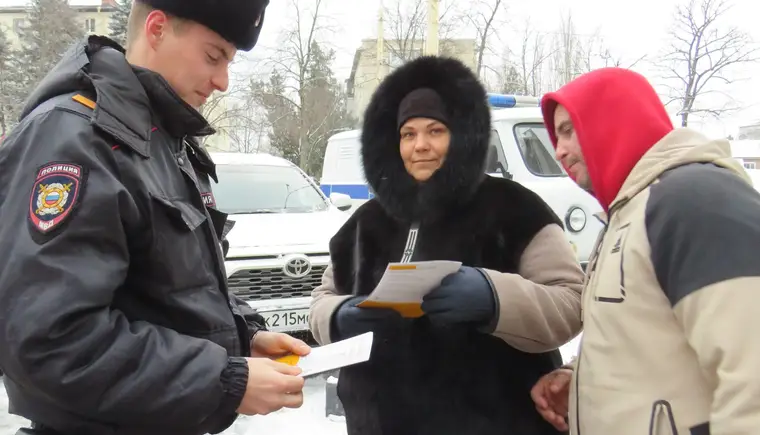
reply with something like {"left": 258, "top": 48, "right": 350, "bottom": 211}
{"left": 399, "top": 117, "right": 451, "bottom": 182}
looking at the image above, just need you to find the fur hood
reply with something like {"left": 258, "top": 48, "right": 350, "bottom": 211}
{"left": 360, "top": 56, "right": 491, "bottom": 223}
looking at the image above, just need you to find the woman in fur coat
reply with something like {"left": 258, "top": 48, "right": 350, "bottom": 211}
{"left": 308, "top": 56, "right": 584, "bottom": 435}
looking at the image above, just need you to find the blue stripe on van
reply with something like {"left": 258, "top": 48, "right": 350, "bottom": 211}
{"left": 321, "top": 184, "right": 374, "bottom": 199}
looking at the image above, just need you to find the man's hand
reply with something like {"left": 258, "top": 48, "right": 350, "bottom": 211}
{"left": 530, "top": 368, "right": 572, "bottom": 431}
{"left": 251, "top": 331, "right": 311, "bottom": 358}
{"left": 236, "top": 358, "right": 306, "bottom": 415}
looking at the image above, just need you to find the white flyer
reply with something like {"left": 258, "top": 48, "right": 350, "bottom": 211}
{"left": 356, "top": 260, "right": 462, "bottom": 317}
{"left": 277, "top": 331, "right": 374, "bottom": 378}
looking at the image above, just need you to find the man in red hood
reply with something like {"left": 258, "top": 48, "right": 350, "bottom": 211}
{"left": 530, "top": 67, "right": 760, "bottom": 434}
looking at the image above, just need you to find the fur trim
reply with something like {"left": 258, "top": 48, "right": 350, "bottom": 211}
{"left": 360, "top": 56, "right": 491, "bottom": 222}
{"left": 138, "top": 0, "right": 269, "bottom": 51}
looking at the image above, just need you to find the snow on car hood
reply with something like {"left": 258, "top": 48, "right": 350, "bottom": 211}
{"left": 225, "top": 209, "right": 349, "bottom": 249}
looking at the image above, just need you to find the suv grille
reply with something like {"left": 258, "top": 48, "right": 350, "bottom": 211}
{"left": 228, "top": 265, "right": 327, "bottom": 300}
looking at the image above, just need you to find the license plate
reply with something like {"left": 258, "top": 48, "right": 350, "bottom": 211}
{"left": 262, "top": 309, "right": 309, "bottom": 332}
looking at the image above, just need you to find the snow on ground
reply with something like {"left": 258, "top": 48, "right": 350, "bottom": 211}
{"left": 560, "top": 334, "right": 582, "bottom": 363}
{"left": 0, "top": 375, "right": 347, "bottom": 435}
{"left": 220, "top": 375, "right": 347, "bottom": 435}
{"left": 0, "top": 379, "right": 27, "bottom": 435}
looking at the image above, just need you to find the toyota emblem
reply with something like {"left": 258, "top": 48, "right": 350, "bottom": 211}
{"left": 282, "top": 254, "right": 312, "bottom": 279}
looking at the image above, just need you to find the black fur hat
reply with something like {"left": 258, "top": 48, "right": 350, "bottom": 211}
{"left": 360, "top": 56, "right": 491, "bottom": 222}
{"left": 137, "top": 0, "right": 269, "bottom": 51}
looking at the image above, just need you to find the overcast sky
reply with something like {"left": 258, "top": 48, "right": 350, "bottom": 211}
{"left": 247, "top": 0, "right": 760, "bottom": 138}
{"left": 2, "top": 0, "right": 758, "bottom": 137}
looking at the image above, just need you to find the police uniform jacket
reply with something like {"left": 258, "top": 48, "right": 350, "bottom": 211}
{"left": 0, "top": 36, "right": 262, "bottom": 435}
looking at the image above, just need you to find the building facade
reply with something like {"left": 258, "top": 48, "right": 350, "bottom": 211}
{"left": 345, "top": 38, "right": 477, "bottom": 121}
{"left": 738, "top": 123, "right": 760, "bottom": 140}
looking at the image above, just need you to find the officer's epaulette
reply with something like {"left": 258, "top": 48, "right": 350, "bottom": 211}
{"left": 72, "top": 94, "right": 96, "bottom": 110}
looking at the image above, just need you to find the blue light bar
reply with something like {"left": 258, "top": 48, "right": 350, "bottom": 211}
{"left": 487, "top": 93, "right": 516, "bottom": 108}
{"left": 486, "top": 93, "right": 541, "bottom": 108}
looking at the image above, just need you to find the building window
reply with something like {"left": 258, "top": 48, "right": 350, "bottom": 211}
{"left": 744, "top": 162, "right": 756, "bottom": 170}
{"left": 84, "top": 18, "right": 96, "bottom": 33}
{"left": 13, "top": 18, "right": 25, "bottom": 34}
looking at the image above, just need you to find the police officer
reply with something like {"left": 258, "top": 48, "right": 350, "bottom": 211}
{"left": 0, "top": 1, "right": 312, "bottom": 434}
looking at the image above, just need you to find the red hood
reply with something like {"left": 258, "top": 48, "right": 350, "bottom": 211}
{"left": 541, "top": 68, "right": 674, "bottom": 211}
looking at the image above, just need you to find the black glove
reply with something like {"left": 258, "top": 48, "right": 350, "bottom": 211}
{"left": 331, "top": 296, "right": 404, "bottom": 341}
{"left": 421, "top": 266, "right": 497, "bottom": 328}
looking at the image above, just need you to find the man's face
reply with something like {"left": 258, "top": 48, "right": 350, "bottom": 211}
{"left": 553, "top": 105, "right": 592, "bottom": 193}
{"left": 146, "top": 11, "right": 236, "bottom": 109}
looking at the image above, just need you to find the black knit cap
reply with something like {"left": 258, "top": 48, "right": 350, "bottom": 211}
{"left": 397, "top": 87, "right": 449, "bottom": 131}
{"left": 137, "top": 0, "right": 269, "bottom": 51}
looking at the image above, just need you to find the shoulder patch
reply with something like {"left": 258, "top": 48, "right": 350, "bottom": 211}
{"left": 29, "top": 163, "right": 84, "bottom": 234}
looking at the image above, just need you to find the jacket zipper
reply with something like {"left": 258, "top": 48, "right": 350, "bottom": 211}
{"left": 574, "top": 198, "right": 629, "bottom": 435}
{"left": 400, "top": 221, "right": 421, "bottom": 263}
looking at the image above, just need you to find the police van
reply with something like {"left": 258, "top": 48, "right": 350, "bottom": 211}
{"left": 320, "top": 93, "right": 604, "bottom": 268}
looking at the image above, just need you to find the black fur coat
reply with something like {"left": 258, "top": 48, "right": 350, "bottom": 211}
{"left": 329, "top": 56, "right": 566, "bottom": 435}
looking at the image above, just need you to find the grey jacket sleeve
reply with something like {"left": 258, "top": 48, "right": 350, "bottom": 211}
{"left": 0, "top": 109, "right": 247, "bottom": 425}
{"left": 647, "top": 163, "right": 760, "bottom": 433}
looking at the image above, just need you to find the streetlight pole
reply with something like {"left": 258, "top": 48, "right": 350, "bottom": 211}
{"left": 376, "top": 3, "right": 385, "bottom": 83}
{"left": 425, "top": 0, "right": 439, "bottom": 56}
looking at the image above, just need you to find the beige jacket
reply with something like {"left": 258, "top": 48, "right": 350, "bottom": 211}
{"left": 569, "top": 129, "right": 760, "bottom": 434}
{"left": 310, "top": 222, "right": 584, "bottom": 353}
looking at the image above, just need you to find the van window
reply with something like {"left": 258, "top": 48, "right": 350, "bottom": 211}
{"left": 486, "top": 130, "right": 509, "bottom": 176}
{"left": 214, "top": 164, "right": 329, "bottom": 214}
{"left": 513, "top": 123, "right": 566, "bottom": 177}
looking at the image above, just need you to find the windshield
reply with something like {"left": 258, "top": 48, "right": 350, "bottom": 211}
{"left": 213, "top": 164, "right": 329, "bottom": 214}
{"left": 513, "top": 123, "right": 567, "bottom": 177}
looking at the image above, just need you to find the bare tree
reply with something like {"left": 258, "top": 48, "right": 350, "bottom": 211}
{"left": 226, "top": 98, "right": 271, "bottom": 154}
{"left": 254, "top": 0, "right": 355, "bottom": 174}
{"left": 461, "top": 0, "right": 507, "bottom": 78}
{"left": 197, "top": 67, "right": 252, "bottom": 147}
{"left": 515, "top": 22, "right": 554, "bottom": 96}
{"left": 661, "top": 0, "right": 758, "bottom": 127}
{"left": 548, "top": 12, "right": 596, "bottom": 89}
{"left": 383, "top": 0, "right": 426, "bottom": 63}
{"left": 381, "top": 0, "right": 459, "bottom": 66}
{"left": 265, "top": 0, "right": 327, "bottom": 169}
{"left": 598, "top": 45, "right": 647, "bottom": 69}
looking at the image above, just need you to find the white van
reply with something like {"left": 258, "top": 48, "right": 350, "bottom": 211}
{"left": 320, "top": 94, "right": 604, "bottom": 268}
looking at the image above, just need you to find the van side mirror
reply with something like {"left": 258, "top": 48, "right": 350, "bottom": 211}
{"left": 487, "top": 166, "right": 512, "bottom": 180}
{"left": 330, "top": 192, "right": 353, "bottom": 211}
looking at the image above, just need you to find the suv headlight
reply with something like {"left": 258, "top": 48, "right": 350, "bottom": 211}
{"left": 565, "top": 207, "right": 587, "bottom": 233}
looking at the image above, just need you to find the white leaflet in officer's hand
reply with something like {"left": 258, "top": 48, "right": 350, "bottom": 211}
{"left": 276, "top": 332, "right": 373, "bottom": 378}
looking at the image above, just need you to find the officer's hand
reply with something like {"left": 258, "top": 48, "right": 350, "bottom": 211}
{"left": 251, "top": 331, "right": 311, "bottom": 358}
{"left": 530, "top": 368, "right": 572, "bottom": 431}
{"left": 333, "top": 296, "right": 403, "bottom": 341}
{"left": 237, "top": 357, "right": 306, "bottom": 416}
{"left": 421, "top": 266, "right": 496, "bottom": 327}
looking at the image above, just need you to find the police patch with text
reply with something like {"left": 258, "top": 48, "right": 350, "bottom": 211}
{"left": 29, "top": 163, "right": 84, "bottom": 234}
{"left": 201, "top": 192, "right": 216, "bottom": 207}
